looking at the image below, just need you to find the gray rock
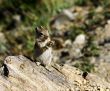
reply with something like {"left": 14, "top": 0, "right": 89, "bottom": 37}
{"left": 70, "top": 34, "right": 86, "bottom": 58}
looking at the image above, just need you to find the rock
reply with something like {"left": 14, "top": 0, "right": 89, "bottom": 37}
{"left": 50, "top": 15, "right": 72, "bottom": 30}
{"left": 50, "top": 8, "right": 77, "bottom": 30}
{"left": 104, "top": 23, "right": 110, "bottom": 41}
{"left": 95, "top": 6, "right": 103, "bottom": 13}
{"left": 0, "top": 55, "right": 110, "bottom": 91}
{"left": 13, "top": 14, "right": 21, "bottom": 23}
{"left": 73, "top": 34, "right": 86, "bottom": 47}
{"left": 62, "top": 9, "right": 76, "bottom": 21}
{"left": 94, "top": 61, "right": 110, "bottom": 83}
{"left": 64, "top": 39, "right": 72, "bottom": 48}
{"left": 70, "top": 48, "right": 82, "bottom": 59}
{"left": 70, "top": 34, "right": 86, "bottom": 58}
{"left": 107, "top": 20, "right": 110, "bottom": 24}
{"left": 93, "top": 22, "right": 110, "bottom": 44}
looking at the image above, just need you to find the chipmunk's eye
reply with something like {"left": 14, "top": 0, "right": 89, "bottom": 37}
{"left": 36, "top": 30, "right": 43, "bottom": 37}
{"left": 35, "top": 27, "right": 43, "bottom": 37}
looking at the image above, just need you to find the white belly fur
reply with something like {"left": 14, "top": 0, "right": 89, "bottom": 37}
{"left": 38, "top": 47, "right": 52, "bottom": 66}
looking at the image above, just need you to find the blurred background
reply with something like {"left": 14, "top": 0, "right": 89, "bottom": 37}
{"left": 0, "top": 0, "right": 110, "bottom": 75}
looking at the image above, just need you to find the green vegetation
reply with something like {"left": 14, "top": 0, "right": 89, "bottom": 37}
{"left": 74, "top": 0, "right": 89, "bottom": 6}
{"left": 82, "top": 36, "right": 100, "bottom": 57}
{"left": 74, "top": 57, "right": 94, "bottom": 72}
{"left": 89, "top": 43, "right": 100, "bottom": 56}
{"left": 0, "top": 0, "right": 73, "bottom": 26}
{"left": 0, "top": 0, "right": 74, "bottom": 56}
{"left": 0, "top": 43, "right": 7, "bottom": 53}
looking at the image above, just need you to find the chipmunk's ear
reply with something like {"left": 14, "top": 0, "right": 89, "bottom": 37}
{"left": 35, "top": 26, "right": 44, "bottom": 32}
{"left": 35, "top": 26, "right": 41, "bottom": 32}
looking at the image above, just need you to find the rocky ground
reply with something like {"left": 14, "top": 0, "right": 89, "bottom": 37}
{"left": 0, "top": 55, "right": 110, "bottom": 91}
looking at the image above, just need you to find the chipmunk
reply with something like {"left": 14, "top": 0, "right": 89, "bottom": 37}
{"left": 33, "top": 26, "right": 54, "bottom": 70}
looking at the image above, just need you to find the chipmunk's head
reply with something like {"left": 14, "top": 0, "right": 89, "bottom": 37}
{"left": 35, "top": 26, "right": 49, "bottom": 42}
